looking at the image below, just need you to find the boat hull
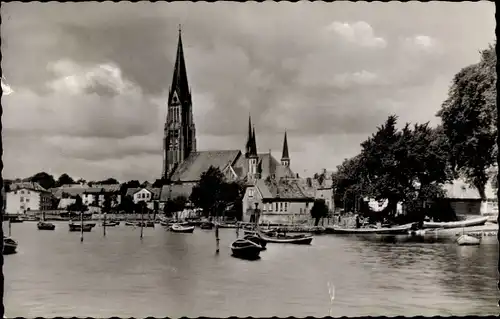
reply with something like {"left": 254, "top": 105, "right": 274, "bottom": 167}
{"left": 231, "top": 239, "right": 262, "bottom": 259}
{"left": 257, "top": 229, "right": 313, "bottom": 245}
{"left": 37, "top": 222, "right": 56, "bottom": 230}
{"left": 3, "top": 238, "right": 18, "bottom": 255}
{"left": 327, "top": 224, "right": 413, "bottom": 235}
{"left": 457, "top": 234, "right": 481, "bottom": 246}
{"left": 423, "top": 217, "right": 488, "bottom": 229}
{"left": 69, "top": 224, "right": 93, "bottom": 232}
{"left": 243, "top": 235, "right": 267, "bottom": 250}
{"left": 170, "top": 225, "right": 195, "bottom": 233}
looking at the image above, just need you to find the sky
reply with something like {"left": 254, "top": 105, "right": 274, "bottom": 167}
{"left": 1, "top": 2, "right": 496, "bottom": 182}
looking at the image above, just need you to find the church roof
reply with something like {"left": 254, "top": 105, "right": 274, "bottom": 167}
{"left": 168, "top": 26, "right": 190, "bottom": 104}
{"left": 169, "top": 150, "right": 241, "bottom": 182}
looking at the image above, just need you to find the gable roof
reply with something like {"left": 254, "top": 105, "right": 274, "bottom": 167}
{"left": 170, "top": 150, "right": 241, "bottom": 182}
{"left": 254, "top": 178, "right": 313, "bottom": 200}
{"left": 125, "top": 187, "right": 161, "bottom": 199}
{"left": 9, "top": 182, "right": 48, "bottom": 193}
{"left": 160, "top": 184, "right": 194, "bottom": 201}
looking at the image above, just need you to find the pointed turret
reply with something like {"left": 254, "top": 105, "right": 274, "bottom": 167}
{"left": 251, "top": 126, "right": 258, "bottom": 157}
{"left": 281, "top": 131, "right": 290, "bottom": 167}
{"left": 245, "top": 115, "right": 253, "bottom": 158}
{"left": 169, "top": 25, "right": 190, "bottom": 104}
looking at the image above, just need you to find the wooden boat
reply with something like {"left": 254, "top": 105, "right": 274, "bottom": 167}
{"left": 170, "top": 224, "right": 195, "bottom": 233}
{"left": 125, "top": 221, "right": 138, "bottom": 226}
{"left": 457, "top": 234, "right": 481, "bottom": 246}
{"left": 243, "top": 234, "right": 267, "bottom": 250}
{"left": 102, "top": 221, "right": 119, "bottom": 227}
{"left": 200, "top": 222, "right": 214, "bottom": 230}
{"left": 423, "top": 216, "right": 488, "bottom": 229}
{"left": 256, "top": 228, "right": 313, "bottom": 245}
{"left": 230, "top": 239, "right": 262, "bottom": 259}
{"left": 136, "top": 221, "right": 155, "bottom": 228}
{"left": 69, "top": 223, "right": 93, "bottom": 232}
{"left": 21, "top": 215, "right": 39, "bottom": 222}
{"left": 160, "top": 221, "right": 170, "bottom": 227}
{"left": 217, "top": 222, "right": 238, "bottom": 229}
{"left": 3, "top": 237, "right": 18, "bottom": 255}
{"left": 328, "top": 223, "right": 413, "bottom": 235}
{"left": 37, "top": 221, "right": 56, "bottom": 230}
{"left": 9, "top": 216, "right": 24, "bottom": 223}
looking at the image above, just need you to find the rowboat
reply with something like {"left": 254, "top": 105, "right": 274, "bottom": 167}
{"left": 243, "top": 234, "right": 267, "bottom": 250}
{"left": 3, "top": 237, "right": 18, "bottom": 255}
{"left": 137, "top": 221, "right": 155, "bottom": 228}
{"left": 125, "top": 221, "right": 138, "bottom": 226}
{"left": 102, "top": 221, "right": 119, "bottom": 227}
{"left": 170, "top": 224, "right": 195, "bottom": 233}
{"left": 69, "top": 223, "right": 93, "bottom": 232}
{"left": 200, "top": 222, "right": 214, "bottom": 230}
{"left": 217, "top": 222, "right": 238, "bottom": 229}
{"left": 457, "top": 234, "right": 481, "bottom": 246}
{"left": 256, "top": 228, "right": 313, "bottom": 245}
{"left": 327, "top": 223, "right": 413, "bottom": 235}
{"left": 423, "top": 216, "right": 488, "bottom": 229}
{"left": 230, "top": 239, "right": 262, "bottom": 259}
{"left": 37, "top": 221, "right": 56, "bottom": 230}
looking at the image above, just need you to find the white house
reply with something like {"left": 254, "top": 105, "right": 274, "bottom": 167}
{"left": 126, "top": 187, "right": 161, "bottom": 210}
{"left": 242, "top": 178, "right": 314, "bottom": 224}
{"left": 6, "top": 182, "right": 52, "bottom": 214}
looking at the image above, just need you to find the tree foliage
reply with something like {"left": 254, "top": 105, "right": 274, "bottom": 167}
{"left": 165, "top": 196, "right": 188, "bottom": 217}
{"left": 67, "top": 194, "right": 87, "bottom": 213}
{"left": 310, "top": 199, "right": 329, "bottom": 226}
{"left": 56, "top": 173, "right": 76, "bottom": 187}
{"left": 29, "top": 172, "right": 56, "bottom": 190}
{"left": 190, "top": 166, "right": 244, "bottom": 218}
{"left": 437, "top": 43, "right": 497, "bottom": 199}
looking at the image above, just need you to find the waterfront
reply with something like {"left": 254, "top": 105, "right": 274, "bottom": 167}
{"left": 3, "top": 221, "right": 499, "bottom": 317}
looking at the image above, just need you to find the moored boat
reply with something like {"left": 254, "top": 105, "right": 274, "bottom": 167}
{"left": 37, "top": 221, "right": 56, "bottom": 230}
{"left": 256, "top": 228, "right": 313, "bottom": 245}
{"left": 457, "top": 234, "right": 481, "bottom": 246}
{"left": 328, "top": 223, "right": 413, "bottom": 235}
{"left": 243, "top": 234, "right": 267, "bottom": 250}
{"left": 69, "top": 223, "right": 93, "bottom": 232}
{"left": 200, "top": 222, "right": 214, "bottom": 230}
{"left": 230, "top": 238, "right": 262, "bottom": 259}
{"left": 3, "top": 237, "right": 18, "bottom": 254}
{"left": 125, "top": 221, "right": 138, "bottom": 226}
{"left": 102, "top": 221, "right": 119, "bottom": 227}
{"left": 217, "top": 222, "right": 238, "bottom": 229}
{"left": 170, "top": 224, "right": 195, "bottom": 233}
{"left": 423, "top": 216, "right": 488, "bottom": 229}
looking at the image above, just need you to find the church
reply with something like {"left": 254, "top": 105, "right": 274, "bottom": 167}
{"left": 161, "top": 28, "right": 297, "bottom": 187}
{"left": 160, "top": 29, "right": 315, "bottom": 222}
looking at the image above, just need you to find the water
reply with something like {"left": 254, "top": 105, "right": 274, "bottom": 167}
{"left": 3, "top": 221, "right": 499, "bottom": 317}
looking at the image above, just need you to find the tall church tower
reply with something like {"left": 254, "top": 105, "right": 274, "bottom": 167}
{"left": 162, "top": 26, "right": 197, "bottom": 180}
{"left": 281, "top": 131, "right": 290, "bottom": 168}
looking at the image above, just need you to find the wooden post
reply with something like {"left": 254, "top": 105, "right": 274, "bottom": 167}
{"left": 140, "top": 205, "right": 144, "bottom": 239}
{"left": 80, "top": 211, "right": 84, "bottom": 243}
{"left": 215, "top": 223, "right": 220, "bottom": 254}
{"left": 236, "top": 222, "right": 239, "bottom": 238}
{"left": 103, "top": 213, "right": 107, "bottom": 237}
{"left": 8, "top": 219, "right": 11, "bottom": 237}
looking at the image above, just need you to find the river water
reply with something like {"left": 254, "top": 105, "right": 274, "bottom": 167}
{"left": 3, "top": 221, "right": 499, "bottom": 317}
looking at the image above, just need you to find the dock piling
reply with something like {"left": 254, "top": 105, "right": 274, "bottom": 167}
{"left": 215, "top": 224, "right": 220, "bottom": 254}
{"left": 80, "top": 212, "right": 84, "bottom": 243}
{"left": 8, "top": 219, "right": 11, "bottom": 237}
{"left": 103, "top": 213, "right": 107, "bottom": 237}
{"left": 140, "top": 206, "right": 144, "bottom": 240}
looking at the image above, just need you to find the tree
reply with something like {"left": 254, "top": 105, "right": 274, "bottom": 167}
{"left": 102, "top": 194, "right": 112, "bottom": 213}
{"left": 310, "top": 199, "right": 329, "bottom": 226}
{"left": 118, "top": 195, "right": 136, "bottom": 214}
{"left": 152, "top": 179, "right": 166, "bottom": 188}
{"left": 165, "top": 196, "right": 188, "bottom": 218}
{"left": 96, "top": 178, "right": 120, "bottom": 185}
{"left": 119, "top": 180, "right": 141, "bottom": 196}
{"left": 29, "top": 172, "right": 56, "bottom": 190}
{"left": 68, "top": 194, "right": 87, "bottom": 213}
{"left": 437, "top": 43, "right": 497, "bottom": 199}
{"left": 56, "top": 173, "right": 75, "bottom": 187}
{"left": 190, "top": 166, "right": 225, "bottom": 217}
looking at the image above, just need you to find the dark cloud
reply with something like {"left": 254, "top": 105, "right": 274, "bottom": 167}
{"left": 1, "top": 2, "right": 495, "bottom": 180}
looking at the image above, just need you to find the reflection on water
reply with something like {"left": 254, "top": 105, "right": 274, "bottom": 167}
{"left": 3, "top": 221, "right": 499, "bottom": 317}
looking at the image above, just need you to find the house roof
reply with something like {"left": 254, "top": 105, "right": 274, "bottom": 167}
{"left": 126, "top": 187, "right": 162, "bottom": 199}
{"left": 98, "top": 184, "right": 121, "bottom": 193}
{"left": 255, "top": 178, "right": 313, "bottom": 200}
{"left": 170, "top": 150, "right": 241, "bottom": 182}
{"left": 160, "top": 184, "right": 194, "bottom": 201}
{"left": 9, "top": 182, "right": 48, "bottom": 193}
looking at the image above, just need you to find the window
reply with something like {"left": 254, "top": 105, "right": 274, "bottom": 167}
{"left": 284, "top": 202, "right": 288, "bottom": 212}
{"left": 14, "top": 191, "right": 17, "bottom": 195}
{"left": 26, "top": 198, "right": 30, "bottom": 203}
{"left": 300, "top": 208, "right": 303, "bottom": 214}
{"left": 248, "top": 188, "right": 254, "bottom": 198}
{"left": 20, "top": 190, "right": 24, "bottom": 195}
{"left": 20, "top": 197, "right": 24, "bottom": 202}
{"left": 268, "top": 203, "right": 273, "bottom": 212}
{"left": 27, "top": 191, "right": 31, "bottom": 195}
{"left": 279, "top": 203, "right": 283, "bottom": 212}
{"left": 275, "top": 203, "right": 279, "bottom": 211}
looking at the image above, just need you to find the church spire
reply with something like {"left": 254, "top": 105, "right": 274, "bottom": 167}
{"left": 245, "top": 114, "right": 253, "bottom": 158}
{"left": 251, "top": 126, "right": 258, "bottom": 157}
{"left": 281, "top": 131, "right": 290, "bottom": 167}
{"left": 169, "top": 24, "right": 190, "bottom": 103}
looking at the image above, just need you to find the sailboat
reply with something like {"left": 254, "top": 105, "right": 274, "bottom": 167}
{"left": 457, "top": 224, "right": 481, "bottom": 246}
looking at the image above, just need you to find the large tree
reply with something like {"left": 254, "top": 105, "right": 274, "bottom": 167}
{"left": 437, "top": 43, "right": 497, "bottom": 199}
{"left": 29, "top": 172, "right": 56, "bottom": 190}
{"left": 310, "top": 199, "right": 329, "bottom": 226}
{"left": 56, "top": 173, "right": 75, "bottom": 187}
{"left": 190, "top": 166, "right": 225, "bottom": 217}
{"left": 96, "top": 178, "right": 120, "bottom": 185}
{"left": 165, "top": 195, "right": 188, "bottom": 218}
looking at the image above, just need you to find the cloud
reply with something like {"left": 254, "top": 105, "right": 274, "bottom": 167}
{"left": 1, "top": 2, "right": 495, "bottom": 181}
{"left": 326, "top": 21, "right": 387, "bottom": 48}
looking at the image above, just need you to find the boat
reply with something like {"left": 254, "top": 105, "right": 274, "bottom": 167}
{"left": 217, "top": 222, "right": 238, "bottom": 229}
{"left": 125, "top": 221, "right": 138, "bottom": 226}
{"left": 256, "top": 228, "right": 313, "bottom": 245}
{"left": 136, "top": 221, "right": 155, "bottom": 228}
{"left": 422, "top": 216, "right": 488, "bottom": 229}
{"left": 243, "top": 234, "right": 267, "bottom": 250}
{"left": 21, "top": 215, "right": 39, "bottom": 222}
{"left": 102, "top": 221, "right": 119, "bottom": 227}
{"left": 328, "top": 223, "right": 413, "bottom": 235}
{"left": 160, "top": 221, "right": 170, "bottom": 227}
{"left": 230, "top": 239, "right": 262, "bottom": 259}
{"left": 3, "top": 237, "right": 18, "bottom": 255}
{"left": 170, "top": 224, "right": 195, "bottom": 233}
{"left": 200, "top": 222, "right": 214, "bottom": 230}
{"left": 37, "top": 221, "right": 56, "bottom": 230}
{"left": 457, "top": 234, "right": 481, "bottom": 246}
{"left": 69, "top": 223, "right": 93, "bottom": 232}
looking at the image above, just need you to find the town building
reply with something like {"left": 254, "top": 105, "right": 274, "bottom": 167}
{"left": 160, "top": 27, "right": 298, "bottom": 206}
{"left": 51, "top": 184, "right": 122, "bottom": 210}
{"left": 125, "top": 187, "right": 161, "bottom": 211}
{"left": 5, "top": 182, "right": 52, "bottom": 214}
